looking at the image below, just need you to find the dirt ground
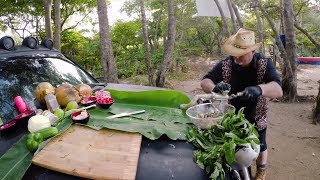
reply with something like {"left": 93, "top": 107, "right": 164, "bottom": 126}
{"left": 169, "top": 58, "right": 320, "bottom": 180}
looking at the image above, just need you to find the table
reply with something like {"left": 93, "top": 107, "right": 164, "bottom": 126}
{"left": 0, "top": 83, "right": 209, "bottom": 180}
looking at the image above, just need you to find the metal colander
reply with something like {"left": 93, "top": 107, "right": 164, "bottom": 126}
{"left": 186, "top": 102, "right": 235, "bottom": 129}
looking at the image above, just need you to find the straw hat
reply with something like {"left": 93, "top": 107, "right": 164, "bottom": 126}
{"left": 222, "top": 28, "right": 262, "bottom": 57}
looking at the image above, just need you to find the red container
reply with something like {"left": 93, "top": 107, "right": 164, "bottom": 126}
{"left": 80, "top": 96, "right": 97, "bottom": 106}
{"left": 15, "top": 109, "right": 36, "bottom": 128}
{"left": 71, "top": 110, "right": 90, "bottom": 124}
{"left": 97, "top": 98, "right": 114, "bottom": 109}
{"left": 0, "top": 120, "right": 18, "bottom": 135}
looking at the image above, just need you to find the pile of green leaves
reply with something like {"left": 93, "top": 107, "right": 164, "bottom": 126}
{"left": 186, "top": 108, "right": 260, "bottom": 180}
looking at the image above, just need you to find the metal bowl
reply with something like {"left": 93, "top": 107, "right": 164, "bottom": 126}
{"left": 231, "top": 143, "right": 260, "bottom": 170}
{"left": 186, "top": 103, "right": 235, "bottom": 129}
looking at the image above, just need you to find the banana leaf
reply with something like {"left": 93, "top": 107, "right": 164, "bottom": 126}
{"left": 0, "top": 135, "right": 33, "bottom": 180}
{"left": 84, "top": 89, "right": 192, "bottom": 140}
{"left": 86, "top": 103, "right": 191, "bottom": 140}
{"left": 107, "top": 89, "right": 190, "bottom": 108}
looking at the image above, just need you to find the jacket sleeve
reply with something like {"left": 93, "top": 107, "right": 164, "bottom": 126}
{"left": 263, "top": 58, "right": 282, "bottom": 86}
{"left": 202, "top": 60, "right": 223, "bottom": 84}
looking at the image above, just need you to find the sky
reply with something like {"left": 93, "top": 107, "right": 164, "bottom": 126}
{"left": 0, "top": 0, "right": 131, "bottom": 37}
{"left": 108, "top": 0, "right": 131, "bottom": 25}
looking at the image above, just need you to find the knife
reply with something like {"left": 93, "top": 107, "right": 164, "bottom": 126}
{"left": 106, "top": 110, "right": 146, "bottom": 119}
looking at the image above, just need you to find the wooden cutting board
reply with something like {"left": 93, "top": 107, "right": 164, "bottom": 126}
{"left": 32, "top": 125, "right": 142, "bottom": 180}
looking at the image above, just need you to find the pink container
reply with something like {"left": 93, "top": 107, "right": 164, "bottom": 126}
{"left": 14, "top": 96, "right": 28, "bottom": 113}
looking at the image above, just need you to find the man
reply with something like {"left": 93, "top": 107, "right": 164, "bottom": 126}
{"left": 201, "top": 28, "right": 283, "bottom": 180}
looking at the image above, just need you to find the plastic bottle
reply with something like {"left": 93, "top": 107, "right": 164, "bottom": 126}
{"left": 14, "top": 96, "right": 28, "bottom": 113}
{"left": 44, "top": 90, "right": 60, "bottom": 112}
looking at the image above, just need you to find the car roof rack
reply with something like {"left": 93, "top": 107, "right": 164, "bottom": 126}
{"left": 0, "top": 36, "right": 59, "bottom": 58}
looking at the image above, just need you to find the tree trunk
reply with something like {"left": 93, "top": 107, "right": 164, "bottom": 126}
{"left": 53, "top": 0, "right": 61, "bottom": 50}
{"left": 283, "top": 0, "right": 298, "bottom": 102}
{"left": 217, "top": 33, "right": 222, "bottom": 56}
{"left": 44, "top": 0, "right": 53, "bottom": 39}
{"left": 255, "top": 0, "right": 295, "bottom": 101}
{"left": 231, "top": 1, "right": 243, "bottom": 28}
{"left": 312, "top": 81, "right": 320, "bottom": 124}
{"left": 152, "top": 0, "right": 164, "bottom": 53}
{"left": 214, "top": 0, "right": 230, "bottom": 37}
{"left": 156, "top": 0, "right": 176, "bottom": 87}
{"left": 97, "top": 0, "right": 118, "bottom": 83}
{"left": 227, "top": 0, "right": 237, "bottom": 33}
{"left": 252, "top": 1, "right": 264, "bottom": 53}
{"left": 139, "top": 0, "right": 155, "bottom": 86}
{"left": 280, "top": 0, "right": 285, "bottom": 34}
{"left": 294, "top": 23, "right": 320, "bottom": 50}
{"left": 273, "top": 43, "right": 284, "bottom": 72}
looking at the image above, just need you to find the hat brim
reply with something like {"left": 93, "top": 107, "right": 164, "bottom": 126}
{"left": 222, "top": 35, "right": 262, "bottom": 57}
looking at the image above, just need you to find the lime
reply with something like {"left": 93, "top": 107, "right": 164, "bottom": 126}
{"left": 66, "top": 101, "right": 78, "bottom": 111}
{"left": 54, "top": 108, "right": 65, "bottom": 119}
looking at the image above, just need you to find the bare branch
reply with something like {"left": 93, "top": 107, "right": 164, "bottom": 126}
{"left": 61, "top": 8, "right": 94, "bottom": 33}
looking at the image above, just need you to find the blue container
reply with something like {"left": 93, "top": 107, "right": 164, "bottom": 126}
{"left": 279, "top": 34, "right": 286, "bottom": 48}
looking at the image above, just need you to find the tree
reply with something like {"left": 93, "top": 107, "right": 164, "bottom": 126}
{"left": 53, "top": 0, "right": 61, "bottom": 50}
{"left": 44, "top": 0, "right": 53, "bottom": 39}
{"left": 139, "top": 0, "right": 155, "bottom": 86}
{"left": 156, "top": 0, "right": 176, "bottom": 87}
{"left": 251, "top": 0, "right": 264, "bottom": 53}
{"left": 0, "top": 0, "right": 96, "bottom": 40}
{"left": 151, "top": 0, "right": 165, "bottom": 53}
{"left": 283, "top": 0, "right": 298, "bottom": 101}
{"left": 227, "top": 0, "right": 237, "bottom": 33}
{"left": 255, "top": 0, "right": 295, "bottom": 102}
{"left": 97, "top": 0, "right": 118, "bottom": 83}
{"left": 214, "top": 0, "right": 230, "bottom": 37}
{"left": 231, "top": 0, "right": 243, "bottom": 28}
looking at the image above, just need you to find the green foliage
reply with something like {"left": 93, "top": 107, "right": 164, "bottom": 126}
{"left": 111, "top": 20, "right": 143, "bottom": 54}
{"left": 186, "top": 109, "right": 260, "bottom": 180}
{"left": 60, "top": 30, "right": 101, "bottom": 77}
{"left": 0, "top": 0, "right": 96, "bottom": 39}
{"left": 116, "top": 47, "right": 146, "bottom": 78}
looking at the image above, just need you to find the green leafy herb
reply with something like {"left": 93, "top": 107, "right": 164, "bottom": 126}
{"left": 186, "top": 108, "right": 260, "bottom": 180}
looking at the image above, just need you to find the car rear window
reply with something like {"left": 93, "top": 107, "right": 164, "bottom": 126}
{"left": 0, "top": 57, "right": 97, "bottom": 123}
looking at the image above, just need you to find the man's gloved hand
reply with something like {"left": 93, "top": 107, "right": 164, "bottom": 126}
{"left": 243, "top": 86, "right": 262, "bottom": 101}
{"left": 212, "top": 82, "right": 231, "bottom": 93}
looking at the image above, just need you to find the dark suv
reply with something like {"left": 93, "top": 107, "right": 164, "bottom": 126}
{"left": 0, "top": 36, "right": 208, "bottom": 180}
{"left": 0, "top": 36, "right": 99, "bottom": 125}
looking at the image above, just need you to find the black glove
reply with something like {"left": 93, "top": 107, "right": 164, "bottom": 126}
{"left": 243, "top": 86, "right": 262, "bottom": 101}
{"left": 212, "top": 82, "right": 231, "bottom": 93}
